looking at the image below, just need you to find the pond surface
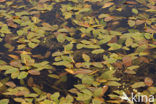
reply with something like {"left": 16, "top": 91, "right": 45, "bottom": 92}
{"left": 0, "top": 0, "right": 156, "bottom": 104}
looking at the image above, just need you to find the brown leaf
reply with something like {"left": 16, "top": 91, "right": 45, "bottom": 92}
{"left": 102, "top": 85, "right": 109, "bottom": 95}
{"left": 10, "top": 60, "right": 22, "bottom": 67}
{"left": 122, "top": 56, "right": 132, "bottom": 67}
{"left": 27, "top": 77, "right": 34, "bottom": 87}
{"left": 7, "top": 19, "right": 17, "bottom": 28}
{"left": 104, "top": 16, "right": 115, "bottom": 21}
{"left": 32, "top": 54, "right": 45, "bottom": 59}
{"left": 74, "top": 69, "right": 93, "bottom": 74}
{"left": 144, "top": 77, "right": 153, "bottom": 87}
{"left": 135, "top": 20, "right": 145, "bottom": 25}
{"left": 5, "top": 81, "right": 16, "bottom": 88}
{"left": 124, "top": 1, "right": 137, "bottom": 4}
{"left": 44, "top": 51, "right": 51, "bottom": 58}
{"left": 144, "top": 27, "right": 156, "bottom": 33}
{"left": 139, "top": 57, "right": 149, "bottom": 63}
{"left": 28, "top": 70, "right": 40, "bottom": 75}
{"left": 109, "top": 36, "right": 117, "bottom": 43}
{"left": 138, "top": 39, "right": 148, "bottom": 46}
{"left": 102, "top": 2, "right": 114, "bottom": 8}
{"left": 114, "top": 62, "right": 123, "bottom": 69}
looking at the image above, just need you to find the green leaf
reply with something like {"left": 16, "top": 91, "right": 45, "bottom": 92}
{"left": 77, "top": 43, "right": 85, "bottom": 49}
{"left": 108, "top": 43, "right": 122, "bottom": 50}
{"left": 128, "top": 20, "right": 135, "bottom": 27}
{"left": 32, "top": 87, "right": 42, "bottom": 95}
{"left": 65, "top": 94, "right": 74, "bottom": 103}
{"left": 64, "top": 43, "right": 73, "bottom": 51}
{"left": 100, "top": 70, "right": 119, "bottom": 81}
{"left": 131, "top": 82, "right": 146, "bottom": 88}
{"left": 92, "top": 98, "right": 103, "bottom": 104}
{"left": 106, "top": 81, "right": 121, "bottom": 86}
{"left": 98, "top": 35, "right": 112, "bottom": 45}
{"left": 127, "top": 65, "right": 140, "bottom": 70}
{"left": 82, "top": 75, "right": 94, "bottom": 85}
{"left": 11, "top": 70, "right": 20, "bottom": 79}
{"left": 17, "top": 30, "right": 24, "bottom": 36}
{"left": 85, "top": 44, "right": 100, "bottom": 49}
{"left": 81, "top": 40, "right": 93, "bottom": 44}
{"left": 18, "top": 71, "right": 28, "bottom": 79}
{"left": 92, "top": 62, "right": 103, "bottom": 68}
{"left": 144, "top": 33, "right": 152, "bottom": 39}
{"left": 125, "top": 38, "right": 133, "bottom": 46}
{"left": 50, "top": 92, "right": 60, "bottom": 102}
{"left": 79, "top": 8, "right": 91, "bottom": 13}
{"left": 28, "top": 42, "right": 38, "bottom": 48}
{"left": 4, "top": 66, "right": 18, "bottom": 74}
{"left": 82, "top": 54, "right": 90, "bottom": 62}
{"left": 91, "top": 49, "right": 105, "bottom": 54}
{"left": 0, "top": 99, "right": 9, "bottom": 104}
{"left": 94, "top": 88, "right": 103, "bottom": 97}
{"left": 74, "top": 84, "right": 86, "bottom": 90}
{"left": 132, "top": 8, "right": 138, "bottom": 14}
{"left": 57, "top": 34, "right": 66, "bottom": 43}
{"left": 76, "top": 89, "right": 92, "bottom": 101}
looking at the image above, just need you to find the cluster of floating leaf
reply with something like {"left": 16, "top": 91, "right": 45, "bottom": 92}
{"left": 0, "top": 0, "right": 156, "bottom": 103}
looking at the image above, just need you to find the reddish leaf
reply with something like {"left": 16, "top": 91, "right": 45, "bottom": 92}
{"left": 28, "top": 70, "right": 40, "bottom": 75}
{"left": 102, "top": 2, "right": 114, "bottom": 8}
{"left": 104, "top": 16, "right": 115, "bottom": 22}
{"left": 109, "top": 36, "right": 118, "bottom": 43}
{"left": 10, "top": 60, "right": 22, "bottom": 67}
{"left": 114, "top": 62, "right": 123, "bottom": 69}
{"left": 102, "top": 85, "right": 109, "bottom": 95}
{"left": 27, "top": 77, "right": 34, "bottom": 87}
{"left": 144, "top": 77, "right": 153, "bottom": 87}
{"left": 139, "top": 57, "right": 149, "bottom": 63}
{"left": 5, "top": 81, "right": 16, "bottom": 88}
{"left": 122, "top": 56, "right": 132, "bottom": 67}
{"left": 124, "top": 1, "right": 137, "bottom": 4}
{"left": 7, "top": 19, "right": 17, "bottom": 28}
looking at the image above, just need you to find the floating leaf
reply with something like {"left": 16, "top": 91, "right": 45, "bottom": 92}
{"left": 57, "top": 34, "right": 66, "bottom": 43}
{"left": 28, "top": 70, "right": 40, "bottom": 75}
{"left": 81, "top": 75, "right": 94, "bottom": 85}
{"left": 50, "top": 92, "right": 60, "bottom": 102}
{"left": 5, "top": 82, "right": 16, "bottom": 88}
{"left": 64, "top": 43, "right": 73, "bottom": 51}
{"left": 131, "top": 82, "right": 146, "bottom": 88}
{"left": 98, "top": 35, "right": 112, "bottom": 45}
{"left": 0, "top": 99, "right": 9, "bottom": 104}
{"left": 82, "top": 54, "right": 90, "bottom": 62}
{"left": 108, "top": 43, "right": 122, "bottom": 50}
{"left": 125, "top": 38, "right": 133, "bottom": 46}
{"left": 128, "top": 20, "right": 135, "bottom": 27}
{"left": 76, "top": 43, "right": 85, "bottom": 49}
{"left": 18, "top": 71, "right": 28, "bottom": 79}
{"left": 102, "top": 2, "right": 114, "bottom": 8}
{"left": 106, "top": 81, "right": 121, "bottom": 86}
{"left": 122, "top": 56, "right": 132, "bottom": 67}
{"left": 144, "top": 77, "right": 153, "bottom": 87}
{"left": 132, "top": 8, "right": 138, "bottom": 14}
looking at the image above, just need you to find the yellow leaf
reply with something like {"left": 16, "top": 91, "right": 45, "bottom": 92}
{"left": 65, "top": 69, "right": 75, "bottom": 74}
